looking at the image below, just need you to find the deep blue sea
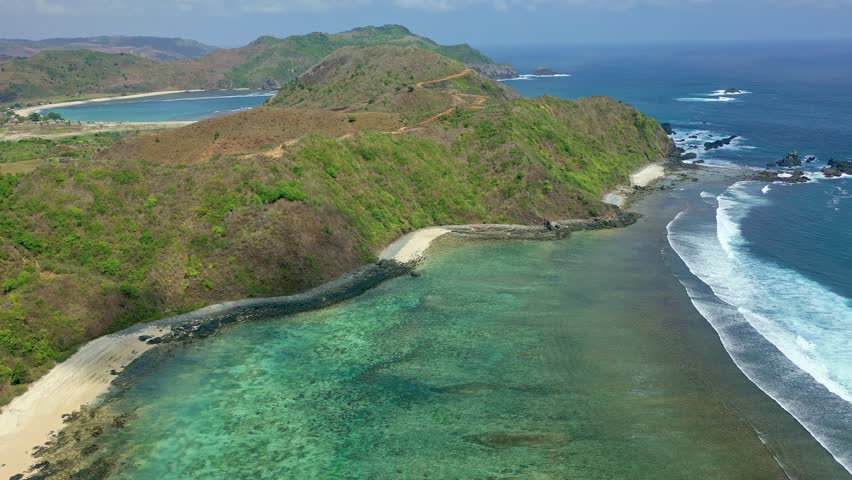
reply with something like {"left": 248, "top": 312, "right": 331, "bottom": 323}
{"left": 43, "top": 89, "right": 275, "bottom": 122}
{"left": 486, "top": 41, "right": 852, "bottom": 470}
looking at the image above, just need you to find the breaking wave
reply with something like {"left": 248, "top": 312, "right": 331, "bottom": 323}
{"left": 667, "top": 182, "right": 852, "bottom": 473}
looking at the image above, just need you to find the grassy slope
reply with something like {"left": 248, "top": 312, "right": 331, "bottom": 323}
{"left": 0, "top": 91, "right": 669, "bottom": 402}
{"left": 269, "top": 46, "right": 517, "bottom": 123}
{"left": 0, "top": 25, "right": 493, "bottom": 105}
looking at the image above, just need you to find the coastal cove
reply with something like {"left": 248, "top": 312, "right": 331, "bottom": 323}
{"left": 15, "top": 169, "right": 849, "bottom": 479}
{"left": 0, "top": 213, "right": 639, "bottom": 478}
{"left": 16, "top": 89, "right": 275, "bottom": 123}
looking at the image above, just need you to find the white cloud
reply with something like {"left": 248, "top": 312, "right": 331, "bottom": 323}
{"left": 2, "top": 0, "right": 850, "bottom": 16}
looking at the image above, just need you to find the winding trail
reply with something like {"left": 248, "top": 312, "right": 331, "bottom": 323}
{"left": 415, "top": 68, "right": 475, "bottom": 88}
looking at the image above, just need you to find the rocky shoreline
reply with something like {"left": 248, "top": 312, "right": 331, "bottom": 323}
{"left": 8, "top": 211, "right": 640, "bottom": 480}
{"left": 160, "top": 214, "right": 640, "bottom": 343}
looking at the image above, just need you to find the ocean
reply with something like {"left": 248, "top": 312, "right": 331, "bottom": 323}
{"left": 488, "top": 41, "right": 852, "bottom": 472}
{"left": 42, "top": 89, "right": 275, "bottom": 122}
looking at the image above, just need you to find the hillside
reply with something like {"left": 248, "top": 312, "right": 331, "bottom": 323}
{"left": 0, "top": 25, "right": 494, "bottom": 105}
{"left": 269, "top": 46, "right": 518, "bottom": 123}
{"left": 0, "top": 36, "right": 217, "bottom": 62}
{"left": 0, "top": 41, "right": 670, "bottom": 402}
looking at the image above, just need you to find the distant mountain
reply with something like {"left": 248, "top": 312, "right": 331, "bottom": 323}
{"left": 0, "top": 36, "right": 217, "bottom": 62}
{"left": 0, "top": 25, "right": 496, "bottom": 105}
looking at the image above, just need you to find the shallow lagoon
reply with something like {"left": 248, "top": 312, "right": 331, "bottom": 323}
{"left": 68, "top": 180, "right": 846, "bottom": 480}
{"left": 42, "top": 90, "right": 274, "bottom": 123}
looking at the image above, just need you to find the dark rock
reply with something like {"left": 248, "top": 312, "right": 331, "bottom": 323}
{"left": 109, "top": 369, "right": 119, "bottom": 376}
{"left": 533, "top": 67, "right": 559, "bottom": 76}
{"left": 774, "top": 150, "right": 802, "bottom": 167}
{"left": 724, "top": 88, "right": 743, "bottom": 94}
{"left": 704, "top": 135, "right": 738, "bottom": 151}
{"left": 753, "top": 169, "right": 811, "bottom": 184}
{"left": 145, "top": 337, "right": 162, "bottom": 345}
{"left": 661, "top": 123, "right": 674, "bottom": 135}
{"left": 688, "top": 135, "right": 698, "bottom": 139}
{"left": 410, "top": 271, "right": 421, "bottom": 278}
{"left": 823, "top": 158, "right": 852, "bottom": 177}
{"left": 693, "top": 159, "right": 705, "bottom": 164}
{"left": 10, "top": 474, "right": 24, "bottom": 480}
{"left": 137, "top": 335, "right": 152, "bottom": 342}
{"left": 467, "top": 63, "right": 518, "bottom": 80}
{"left": 682, "top": 153, "right": 698, "bottom": 160}
{"left": 113, "top": 413, "right": 130, "bottom": 429}
{"left": 81, "top": 444, "right": 99, "bottom": 456}
{"left": 463, "top": 431, "right": 568, "bottom": 449}
{"left": 805, "top": 155, "right": 816, "bottom": 163}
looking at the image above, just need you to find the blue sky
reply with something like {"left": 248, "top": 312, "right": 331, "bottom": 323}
{"left": 3, "top": 0, "right": 852, "bottom": 47}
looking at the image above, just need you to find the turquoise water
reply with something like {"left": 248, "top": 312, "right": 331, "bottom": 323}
{"left": 69, "top": 185, "right": 846, "bottom": 479}
{"left": 42, "top": 90, "right": 274, "bottom": 122}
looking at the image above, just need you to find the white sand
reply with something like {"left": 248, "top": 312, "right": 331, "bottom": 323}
{"left": 0, "top": 324, "right": 170, "bottom": 478}
{"left": 0, "top": 227, "right": 453, "bottom": 477}
{"left": 379, "top": 227, "right": 451, "bottom": 264}
{"left": 14, "top": 90, "right": 205, "bottom": 117}
{"left": 630, "top": 163, "right": 666, "bottom": 187}
{"left": 604, "top": 163, "right": 667, "bottom": 207}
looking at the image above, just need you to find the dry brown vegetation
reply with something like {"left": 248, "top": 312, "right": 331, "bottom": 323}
{"left": 102, "top": 107, "right": 402, "bottom": 165}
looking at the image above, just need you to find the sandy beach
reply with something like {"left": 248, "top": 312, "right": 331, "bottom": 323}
{"left": 14, "top": 90, "right": 206, "bottom": 117}
{"left": 630, "top": 163, "right": 666, "bottom": 187}
{"left": 0, "top": 324, "right": 170, "bottom": 477}
{"left": 604, "top": 162, "right": 667, "bottom": 206}
{"left": 0, "top": 226, "right": 456, "bottom": 477}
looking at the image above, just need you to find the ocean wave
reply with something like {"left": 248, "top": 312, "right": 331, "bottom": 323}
{"left": 708, "top": 89, "right": 752, "bottom": 96}
{"left": 667, "top": 183, "right": 852, "bottom": 473}
{"left": 676, "top": 96, "right": 737, "bottom": 103}
{"left": 499, "top": 74, "right": 572, "bottom": 81}
{"left": 761, "top": 185, "right": 771, "bottom": 194}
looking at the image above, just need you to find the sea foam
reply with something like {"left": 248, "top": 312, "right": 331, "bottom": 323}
{"left": 676, "top": 96, "right": 737, "bottom": 103}
{"left": 667, "top": 182, "right": 852, "bottom": 473}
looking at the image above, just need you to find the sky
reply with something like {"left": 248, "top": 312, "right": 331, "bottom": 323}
{"left": 2, "top": 0, "right": 852, "bottom": 47}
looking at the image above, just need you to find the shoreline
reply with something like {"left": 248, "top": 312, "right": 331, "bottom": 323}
{"left": 603, "top": 162, "right": 668, "bottom": 207}
{"left": 0, "top": 212, "right": 639, "bottom": 478}
{"left": 13, "top": 90, "right": 207, "bottom": 117}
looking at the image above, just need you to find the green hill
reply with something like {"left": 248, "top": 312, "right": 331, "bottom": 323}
{"left": 0, "top": 25, "right": 494, "bottom": 105}
{"left": 0, "top": 36, "right": 217, "bottom": 62}
{"left": 269, "top": 45, "right": 517, "bottom": 123}
{"left": 0, "top": 40, "right": 671, "bottom": 405}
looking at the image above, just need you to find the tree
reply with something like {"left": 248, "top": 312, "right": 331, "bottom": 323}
{"left": 46, "top": 112, "right": 63, "bottom": 121}
{"left": 27, "top": 112, "right": 42, "bottom": 122}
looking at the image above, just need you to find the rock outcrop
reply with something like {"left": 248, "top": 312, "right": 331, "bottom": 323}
{"left": 704, "top": 135, "right": 738, "bottom": 151}
{"left": 467, "top": 63, "right": 518, "bottom": 80}
{"left": 533, "top": 67, "right": 559, "bottom": 76}
{"left": 822, "top": 159, "right": 852, "bottom": 177}
{"left": 771, "top": 150, "right": 802, "bottom": 167}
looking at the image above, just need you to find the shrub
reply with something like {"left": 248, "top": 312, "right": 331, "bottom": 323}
{"left": 2, "top": 271, "right": 32, "bottom": 293}
{"left": 256, "top": 180, "right": 307, "bottom": 204}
